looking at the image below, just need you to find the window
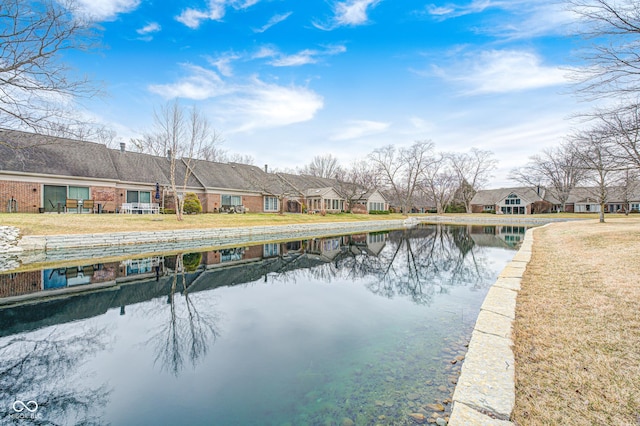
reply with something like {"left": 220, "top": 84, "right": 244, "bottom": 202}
{"left": 631, "top": 203, "right": 640, "bottom": 211}
{"left": 264, "top": 196, "right": 278, "bottom": 212}
{"left": 483, "top": 205, "right": 494, "bottom": 211}
{"left": 68, "top": 186, "right": 89, "bottom": 200}
{"left": 222, "top": 195, "right": 242, "bottom": 206}
{"left": 369, "top": 202, "right": 385, "bottom": 211}
{"left": 126, "top": 190, "right": 151, "bottom": 204}
{"left": 263, "top": 243, "right": 279, "bottom": 257}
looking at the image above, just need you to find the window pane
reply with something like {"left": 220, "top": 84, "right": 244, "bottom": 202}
{"left": 127, "top": 191, "right": 139, "bottom": 203}
{"left": 140, "top": 192, "right": 151, "bottom": 203}
{"left": 69, "top": 186, "right": 89, "bottom": 200}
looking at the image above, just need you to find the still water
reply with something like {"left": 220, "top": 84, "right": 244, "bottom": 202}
{"left": 0, "top": 224, "right": 523, "bottom": 425}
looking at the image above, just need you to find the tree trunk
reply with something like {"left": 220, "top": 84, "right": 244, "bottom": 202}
{"left": 174, "top": 193, "right": 183, "bottom": 221}
{"left": 599, "top": 202, "right": 605, "bottom": 223}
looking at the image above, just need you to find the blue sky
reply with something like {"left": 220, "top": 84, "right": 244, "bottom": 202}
{"left": 67, "top": 0, "right": 584, "bottom": 187}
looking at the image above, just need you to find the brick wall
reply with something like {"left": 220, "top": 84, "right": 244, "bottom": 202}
{"left": 243, "top": 195, "right": 263, "bottom": 213}
{"left": 0, "top": 271, "right": 42, "bottom": 297}
{"left": 90, "top": 186, "right": 118, "bottom": 213}
{"left": 0, "top": 181, "right": 41, "bottom": 213}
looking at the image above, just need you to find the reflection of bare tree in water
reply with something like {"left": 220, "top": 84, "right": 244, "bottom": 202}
{"left": 361, "top": 225, "right": 496, "bottom": 304}
{"left": 264, "top": 226, "right": 497, "bottom": 305}
{"left": 147, "top": 253, "right": 221, "bottom": 376}
{"left": 0, "top": 326, "right": 111, "bottom": 425}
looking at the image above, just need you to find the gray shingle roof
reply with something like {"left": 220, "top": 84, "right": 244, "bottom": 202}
{"left": 0, "top": 129, "right": 119, "bottom": 180}
{"left": 471, "top": 187, "right": 546, "bottom": 205}
{"left": 187, "top": 159, "right": 266, "bottom": 192}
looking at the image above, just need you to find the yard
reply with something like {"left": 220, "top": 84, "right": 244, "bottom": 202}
{"left": 513, "top": 217, "right": 640, "bottom": 425}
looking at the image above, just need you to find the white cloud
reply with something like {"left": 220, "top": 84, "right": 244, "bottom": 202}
{"left": 207, "top": 53, "right": 241, "bottom": 77}
{"left": 147, "top": 65, "right": 228, "bottom": 100}
{"left": 269, "top": 45, "right": 347, "bottom": 67}
{"left": 226, "top": 79, "right": 324, "bottom": 132}
{"left": 254, "top": 12, "right": 293, "bottom": 33}
{"left": 176, "top": 0, "right": 261, "bottom": 29}
{"left": 314, "top": 0, "right": 381, "bottom": 30}
{"left": 147, "top": 66, "right": 323, "bottom": 131}
{"left": 331, "top": 120, "right": 390, "bottom": 140}
{"left": 137, "top": 22, "right": 161, "bottom": 35}
{"left": 432, "top": 50, "right": 568, "bottom": 95}
{"left": 253, "top": 46, "right": 279, "bottom": 59}
{"left": 424, "top": 1, "right": 575, "bottom": 39}
{"left": 74, "top": 0, "right": 140, "bottom": 21}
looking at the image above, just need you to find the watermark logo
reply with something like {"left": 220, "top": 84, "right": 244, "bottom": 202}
{"left": 11, "top": 400, "right": 41, "bottom": 420}
{"left": 13, "top": 401, "right": 38, "bottom": 413}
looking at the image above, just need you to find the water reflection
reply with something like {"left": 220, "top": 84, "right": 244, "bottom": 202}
{"left": 145, "top": 253, "right": 221, "bottom": 376}
{"left": 0, "top": 225, "right": 521, "bottom": 425}
{"left": 0, "top": 326, "right": 111, "bottom": 425}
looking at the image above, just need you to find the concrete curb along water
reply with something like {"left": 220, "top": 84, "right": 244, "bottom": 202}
{"left": 448, "top": 224, "right": 550, "bottom": 425}
{"left": 16, "top": 216, "right": 568, "bottom": 253}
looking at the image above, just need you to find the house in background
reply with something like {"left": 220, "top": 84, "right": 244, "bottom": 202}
{"left": 0, "top": 128, "right": 389, "bottom": 214}
{"left": 472, "top": 185, "right": 640, "bottom": 214}
{"left": 470, "top": 187, "right": 554, "bottom": 215}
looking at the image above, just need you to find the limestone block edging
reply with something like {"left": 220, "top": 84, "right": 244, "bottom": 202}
{"left": 448, "top": 224, "right": 547, "bottom": 425}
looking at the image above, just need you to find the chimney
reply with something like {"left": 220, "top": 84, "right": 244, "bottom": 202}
{"left": 167, "top": 149, "right": 172, "bottom": 161}
{"left": 119, "top": 142, "right": 125, "bottom": 152}
{"left": 264, "top": 164, "right": 268, "bottom": 173}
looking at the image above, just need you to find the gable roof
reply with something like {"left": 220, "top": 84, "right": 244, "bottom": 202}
{"left": 0, "top": 129, "right": 119, "bottom": 180}
{"left": 471, "top": 187, "right": 546, "bottom": 205}
{"left": 187, "top": 159, "right": 265, "bottom": 192}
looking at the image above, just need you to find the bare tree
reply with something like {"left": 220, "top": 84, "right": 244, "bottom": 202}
{"left": 450, "top": 148, "right": 497, "bottom": 213}
{"left": 567, "top": 0, "right": 640, "bottom": 101}
{"left": 334, "top": 160, "right": 380, "bottom": 211}
{"left": 147, "top": 100, "right": 221, "bottom": 220}
{"left": 593, "top": 103, "right": 640, "bottom": 169}
{"left": 570, "top": 127, "right": 621, "bottom": 222}
{"left": 299, "top": 154, "right": 341, "bottom": 178}
{"left": 618, "top": 168, "right": 640, "bottom": 215}
{"left": 420, "top": 153, "right": 458, "bottom": 214}
{"left": 510, "top": 143, "right": 586, "bottom": 212}
{"left": 44, "top": 121, "right": 120, "bottom": 148}
{"left": 0, "top": 0, "right": 100, "bottom": 135}
{"left": 369, "top": 140, "right": 436, "bottom": 214}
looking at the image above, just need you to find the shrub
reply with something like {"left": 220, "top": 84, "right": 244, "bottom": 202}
{"left": 161, "top": 208, "right": 175, "bottom": 215}
{"left": 183, "top": 193, "right": 202, "bottom": 214}
{"left": 182, "top": 252, "right": 202, "bottom": 272}
{"left": 369, "top": 210, "right": 390, "bottom": 215}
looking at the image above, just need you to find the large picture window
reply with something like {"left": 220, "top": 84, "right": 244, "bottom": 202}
{"left": 68, "top": 186, "right": 89, "bottom": 200}
{"left": 222, "top": 195, "right": 242, "bottom": 206}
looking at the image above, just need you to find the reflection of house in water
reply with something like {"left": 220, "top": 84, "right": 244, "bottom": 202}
{"left": 468, "top": 225, "right": 529, "bottom": 248}
{"left": 0, "top": 232, "right": 390, "bottom": 335}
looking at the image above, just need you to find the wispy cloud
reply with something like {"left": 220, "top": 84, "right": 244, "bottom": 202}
{"left": 314, "top": 0, "right": 382, "bottom": 30}
{"left": 147, "top": 65, "right": 323, "bottom": 131}
{"left": 423, "top": 1, "right": 574, "bottom": 39}
{"left": 430, "top": 49, "right": 568, "bottom": 95}
{"left": 148, "top": 64, "right": 228, "bottom": 100}
{"left": 176, "top": 0, "right": 261, "bottom": 29}
{"left": 137, "top": 22, "right": 161, "bottom": 35}
{"left": 269, "top": 45, "right": 347, "bottom": 67}
{"left": 206, "top": 53, "right": 241, "bottom": 77}
{"left": 75, "top": 0, "right": 140, "bottom": 21}
{"left": 226, "top": 79, "right": 324, "bottom": 132}
{"left": 253, "top": 12, "right": 293, "bottom": 33}
{"left": 331, "top": 120, "right": 390, "bottom": 140}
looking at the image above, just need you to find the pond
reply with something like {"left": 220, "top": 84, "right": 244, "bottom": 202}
{"left": 0, "top": 224, "right": 524, "bottom": 425}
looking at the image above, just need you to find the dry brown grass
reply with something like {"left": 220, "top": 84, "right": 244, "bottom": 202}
{"left": 513, "top": 218, "right": 640, "bottom": 425}
{"left": 0, "top": 212, "right": 410, "bottom": 236}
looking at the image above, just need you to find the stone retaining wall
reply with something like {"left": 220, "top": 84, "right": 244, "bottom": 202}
{"left": 448, "top": 224, "right": 547, "bottom": 424}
